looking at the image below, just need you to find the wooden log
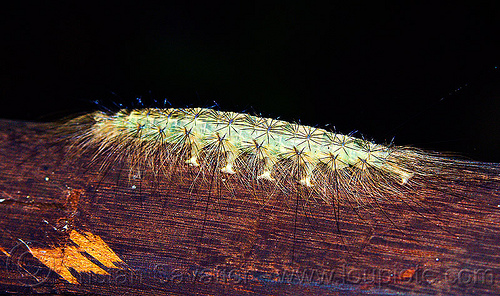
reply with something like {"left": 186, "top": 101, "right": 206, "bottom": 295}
{"left": 0, "top": 119, "right": 499, "bottom": 295}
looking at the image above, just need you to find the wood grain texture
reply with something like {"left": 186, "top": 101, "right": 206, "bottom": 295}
{"left": 0, "top": 119, "right": 499, "bottom": 295}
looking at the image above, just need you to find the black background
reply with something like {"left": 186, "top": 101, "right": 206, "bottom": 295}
{"left": 1, "top": 2, "right": 499, "bottom": 161}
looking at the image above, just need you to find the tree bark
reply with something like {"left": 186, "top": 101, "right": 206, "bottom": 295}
{"left": 0, "top": 119, "right": 499, "bottom": 295}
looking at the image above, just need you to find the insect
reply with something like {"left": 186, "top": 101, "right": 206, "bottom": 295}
{"left": 59, "top": 106, "right": 500, "bottom": 225}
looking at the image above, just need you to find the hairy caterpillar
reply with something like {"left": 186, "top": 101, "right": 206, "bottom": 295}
{"left": 61, "top": 107, "right": 500, "bottom": 219}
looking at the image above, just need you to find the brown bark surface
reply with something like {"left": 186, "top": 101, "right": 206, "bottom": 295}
{"left": 0, "top": 119, "right": 499, "bottom": 295}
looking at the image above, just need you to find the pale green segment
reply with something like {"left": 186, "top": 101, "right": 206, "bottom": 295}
{"left": 94, "top": 108, "right": 392, "bottom": 173}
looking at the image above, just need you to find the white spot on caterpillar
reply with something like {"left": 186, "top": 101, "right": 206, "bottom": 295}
{"left": 185, "top": 156, "right": 200, "bottom": 167}
{"left": 257, "top": 171, "right": 275, "bottom": 182}
{"left": 221, "top": 163, "right": 236, "bottom": 174}
{"left": 299, "top": 176, "right": 313, "bottom": 187}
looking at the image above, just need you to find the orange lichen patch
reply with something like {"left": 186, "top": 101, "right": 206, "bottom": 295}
{"left": 0, "top": 246, "right": 10, "bottom": 257}
{"left": 26, "top": 230, "right": 124, "bottom": 285}
{"left": 397, "top": 268, "right": 416, "bottom": 280}
{"left": 30, "top": 245, "right": 108, "bottom": 284}
{"left": 65, "top": 188, "right": 82, "bottom": 215}
{"left": 69, "top": 230, "right": 124, "bottom": 269}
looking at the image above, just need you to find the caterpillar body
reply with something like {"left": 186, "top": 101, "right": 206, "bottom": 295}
{"left": 62, "top": 107, "right": 500, "bottom": 213}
